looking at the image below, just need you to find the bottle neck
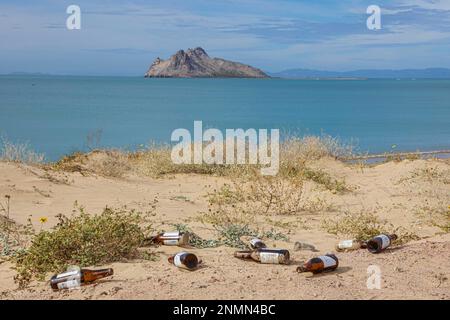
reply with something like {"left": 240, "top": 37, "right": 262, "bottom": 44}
{"left": 296, "top": 266, "right": 307, "bottom": 273}
{"left": 388, "top": 234, "right": 398, "bottom": 241}
{"left": 81, "top": 268, "right": 113, "bottom": 282}
{"left": 234, "top": 250, "right": 253, "bottom": 259}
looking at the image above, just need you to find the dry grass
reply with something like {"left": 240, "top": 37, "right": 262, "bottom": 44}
{"left": 0, "top": 137, "right": 44, "bottom": 164}
{"left": 45, "top": 135, "right": 355, "bottom": 180}
{"left": 49, "top": 150, "right": 130, "bottom": 178}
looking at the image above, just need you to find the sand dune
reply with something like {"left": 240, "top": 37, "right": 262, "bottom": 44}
{"left": 0, "top": 157, "right": 449, "bottom": 299}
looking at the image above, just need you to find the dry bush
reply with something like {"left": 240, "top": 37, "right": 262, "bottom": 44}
{"left": 322, "top": 211, "right": 419, "bottom": 244}
{"left": 246, "top": 176, "right": 305, "bottom": 215}
{"left": 398, "top": 166, "right": 450, "bottom": 185}
{"left": 415, "top": 200, "right": 450, "bottom": 233}
{"left": 88, "top": 150, "right": 131, "bottom": 178}
{"left": 0, "top": 195, "right": 34, "bottom": 257}
{"left": 0, "top": 137, "right": 44, "bottom": 164}
{"left": 198, "top": 176, "right": 325, "bottom": 226}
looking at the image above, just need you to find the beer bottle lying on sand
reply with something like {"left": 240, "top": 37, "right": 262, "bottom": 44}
{"left": 297, "top": 254, "right": 339, "bottom": 274}
{"left": 150, "top": 231, "right": 190, "bottom": 246}
{"left": 249, "top": 238, "right": 267, "bottom": 249}
{"left": 168, "top": 252, "right": 199, "bottom": 270}
{"left": 234, "top": 248, "right": 290, "bottom": 264}
{"left": 335, "top": 239, "right": 367, "bottom": 252}
{"left": 50, "top": 267, "right": 114, "bottom": 290}
{"left": 366, "top": 234, "right": 398, "bottom": 253}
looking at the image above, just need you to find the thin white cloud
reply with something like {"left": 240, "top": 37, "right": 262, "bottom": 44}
{"left": 395, "top": 0, "right": 450, "bottom": 10}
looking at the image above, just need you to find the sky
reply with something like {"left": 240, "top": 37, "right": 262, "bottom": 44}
{"left": 1, "top": 0, "right": 450, "bottom": 75}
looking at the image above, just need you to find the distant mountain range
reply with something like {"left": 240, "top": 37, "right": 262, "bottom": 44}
{"left": 270, "top": 68, "right": 450, "bottom": 79}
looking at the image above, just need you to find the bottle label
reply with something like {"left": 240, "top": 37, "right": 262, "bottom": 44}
{"left": 378, "top": 235, "right": 391, "bottom": 249}
{"left": 163, "top": 231, "right": 180, "bottom": 237}
{"left": 56, "top": 270, "right": 79, "bottom": 279}
{"left": 173, "top": 252, "right": 187, "bottom": 267}
{"left": 319, "top": 255, "right": 336, "bottom": 268}
{"left": 163, "top": 239, "right": 179, "bottom": 245}
{"left": 259, "top": 252, "right": 281, "bottom": 264}
{"left": 57, "top": 279, "right": 80, "bottom": 290}
{"left": 339, "top": 240, "right": 354, "bottom": 249}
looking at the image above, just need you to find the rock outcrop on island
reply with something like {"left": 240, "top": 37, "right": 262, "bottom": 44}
{"left": 144, "top": 47, "right": 269, "bottom": 78}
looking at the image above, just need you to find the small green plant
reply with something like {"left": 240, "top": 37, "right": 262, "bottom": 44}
{"left": 415, "top": 201, "right": 450, "bottom": 233}
{"left": 302, "top": 168, "right": 350, "bottom": 193}
{"left": 322, "top": 211, "right": 419, "bottom": 244}
{"left": 215, "top": 224, "right": 289, "bottom": 249}
{"left": 12, "top": 205, "right": 155, "bottom": 287}
{"left": 171, "top": 223, "right": 221, "bottom": 248}
{"left": 171, "top": 223, "right": 288, "bottom": 249}
{"left": 398, "top": 166, "right": 450, "bottom": 185}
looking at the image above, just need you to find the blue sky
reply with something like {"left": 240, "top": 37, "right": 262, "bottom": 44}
{"left": 1, "top": 0, "right": 450, "bottom": 75}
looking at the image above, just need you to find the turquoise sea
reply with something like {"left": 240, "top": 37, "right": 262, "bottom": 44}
{"left": 0, "top": 75, "right": 449, "bottom": 161}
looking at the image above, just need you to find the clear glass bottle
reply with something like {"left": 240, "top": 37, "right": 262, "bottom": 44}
{"left": 335, "top": 239, "right": 367, "bottom": 252}
{"left": 234, "top": 248, "right": 290, "bottom": 264}
{"left": 151, "top": 231, "right": 190, "bottom": 246}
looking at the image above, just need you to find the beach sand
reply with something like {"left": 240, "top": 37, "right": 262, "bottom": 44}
{"left": 0, "top": 157, "right": 449, "bottom": 300}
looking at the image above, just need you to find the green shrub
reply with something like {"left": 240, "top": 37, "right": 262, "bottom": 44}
{"left": 12, "top": 206, "right": 153, "bottom": 287}
{"left": 302, "top": 168, "right": 349, "bottom": 193}
{"left": 215, "top": 224, "right": 289, "bottom": 249}
{"left": 171, "top": 223, "right": 288, "bottom": 249}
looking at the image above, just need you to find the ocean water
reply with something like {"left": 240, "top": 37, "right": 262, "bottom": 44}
{"left": 0, "top": 75, "right": 449, "bottom": 161}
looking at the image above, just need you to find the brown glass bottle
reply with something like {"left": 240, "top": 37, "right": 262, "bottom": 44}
{"left": 168, "top": 252, "right": 199, "bottom": 270}
{"left": 335, "top": 239, "right": 367, "bottom": 252}
{"left": 50, "top": 268, "right": 113, "bottom": 290}
{"left": 297, "top": 254, "right": 339, "bottom": 274}
{"left": 367, "top": 234, "right": 397, "bottom": 253}
{"left": 151, "top": 231, "right": 190, "bottom": 246}
{"left": 234, "top": 248, "right": 290, "bottom": 264}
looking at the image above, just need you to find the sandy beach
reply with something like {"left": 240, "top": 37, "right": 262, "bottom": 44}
{"left": 0, "top": 154, "right": 448, "bottom": 300}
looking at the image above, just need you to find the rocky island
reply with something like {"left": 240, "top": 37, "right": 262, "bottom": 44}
{"left": 144, "top": 47, "right": 269, "bottom": 78}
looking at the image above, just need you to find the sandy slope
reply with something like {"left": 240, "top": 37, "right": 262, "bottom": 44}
{"left": 0, "top": 158, "right": 449, "bottom": 299}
